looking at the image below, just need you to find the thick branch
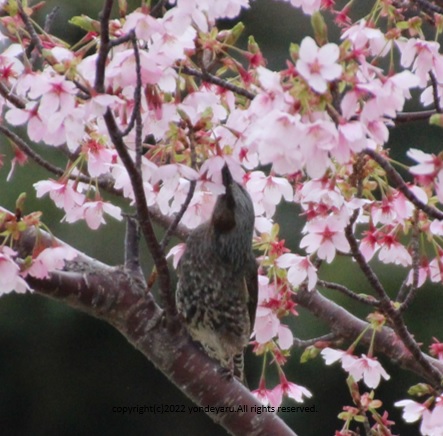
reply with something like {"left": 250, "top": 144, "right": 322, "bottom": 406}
{"left": 294, "top": 287, "right": 443, "bottom": 384}
{"left": 15, "top": 225, "right": 295, "bottom": 436}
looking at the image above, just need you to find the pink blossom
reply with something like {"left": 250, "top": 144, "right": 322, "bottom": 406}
{"left": 283, "top": 0, "right": 321, "bottom": 15}
{"left": 246, "top": 171, "right": 293, "bottom": 217}
{"left": 5, "top": 102, "right": 47, "bottom": 143}
{"left": 28, "top": 73, "right": 77, "bottom": 117}
{"left": 421, "top": 397, "right": 443, "bottom": 436}
{"left": 278, "top": 324, "right": 294, "bottom": 350}
{"left": 250, "top": 67, "right": 291, "bottom": 116}
{"left": 26, "top": 246, "right": 77, "bottom": 279}
{"left": 253, "top": 305, "right": 281, "bottom": 344}
{"left": 106, "top": 49, "right": 163, "bottom": 88}
{"left": 276, "top": 253, "right": 317, "bottom": 290}
{"left": 296, "top": 36, "right": 342, "bottom": 94}
{"left": 408, "top": 148, "right": 442, "bottom": 176}
{"left": 166, "top": 243, "right": 186, "bottom": 269}
{"left": 122, "top": 11, "right": 163, "bottom": 40}
{"left": 65, "top": 200, "right": 123, "bottom": 230}
{"left": 300, "top": 118, "right": 338, "bottom": 178}
{"left": 378, "top": 234, "right": 412, "bottom": 266}
{"left": 34, "top": 180, "right": 85, "bottom": 213}
{"left": 252, "top": 378, "right": 283, "bottom": 407}
{"left": 298, "top": 178, "right": 344, "bottom": 210}
{"left": 0, "top": 247, "right": 29, "bottom": 294}
{"left": 271, "top": 376, "right": 312, "bottom": 405}
{"left": 430, "top": 257, "right": 443, "bottom": 283}
{"left": 335, "top": 121, "right": 368, "bottom": 163}
{"left": 342, "top": 354, "right": 390, "bottom": 388}
{"left": 249, "top": 111, "right": 305, "bottom": 175}
{"left": 430, "top": 338, "right": 443, "bottom": 361}
{"left": 371, "top": 192, "right": 414, "bottom": 226}
{"left": 436, "top": 171, "right": 443, "bottom": 204}
{"left": 397, "top": 38, "right": 443, "bottom": 86}
{"left": 83, "top": 138, "right": 116, "bottom": 178}
{"left": 0, "top": 44, "right": 24, "bottom": 86}
{"left": 341, "top": 19, "right": 389, "bottom": 57}
{"left": 321, "top": 348, "right": 353, "bottom": 366}
{"left": 395, "top": 399, "right": 428, "bottom": 423}
{"left": 300, "top": 216, "right": 350, "bottom": 263}
{"left": 179, "top": 190, "right": 217, "bottom": 229}
{"left": 406, "top": 259, "right": 429, "bottom": 288}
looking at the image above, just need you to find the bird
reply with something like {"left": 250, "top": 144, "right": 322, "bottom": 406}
{"left": 176, "top": 164, "right": 257, "bottom": 382}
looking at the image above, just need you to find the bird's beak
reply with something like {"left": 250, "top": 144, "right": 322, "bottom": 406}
{"left": 222, "top": 164, "right": 233, "bottom": 189}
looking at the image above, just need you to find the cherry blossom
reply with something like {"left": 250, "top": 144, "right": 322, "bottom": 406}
{"left": 281, "top": 0, "right": 321, "bottom": 15}
{"left": 300, "top": 216, "right": 350, "bottom": 263}
{"left": 246, "top": 171, "right": 293, "bottom": 217}
{"left": 276, "top": 253, "right": 317, "bottom": 290}
{"left": 26, "top": 246, "right": 77, "bottom": 279}
{"left": 322, "top": 348, "right": 390, "bottom": 388}
{"left": 271, "top": 374, "right": 312, "bottom": 405}
{"left": 343, "top": 354, "right": 390, "bottom": 389}
{"left": 341, "top": 19, "right": 389, "bottom": 57}
{"left": 34, "top": 180, "right": 85, "bottom": 213}
{"left": 252, "top": 378, "right": 283, "bottom": 407}
{"left": 296, "top": 36, "right": 342, "bottom": 94}
{"left": 395, "top": 399, "right": 428, "bottom": 423}
{"left": 65, "top": 200, "right": 123, "bottom": 230}
{"left": 0, "top": 247, "right": 29, "bottom": 294}
{"left": 397, "top": 38, "right": 443, "bottom": 87}
{"left": 377, "top": 233, "right": 412, "bottom": 267}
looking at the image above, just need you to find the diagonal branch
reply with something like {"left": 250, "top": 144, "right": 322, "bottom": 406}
{"left": 294, "top": 287, "right": 443, "bottom": 384}
{"left": 364, "top": 148, "right": 443, "bottom": 221}
{"left": 179, "top": 65, "right": 256, "bottom": 100}
{"left": 10, "top": 219, "right": 296, "bottom": 436}
{"left": 95, "top": 0, "right": 175, "bottom": 321}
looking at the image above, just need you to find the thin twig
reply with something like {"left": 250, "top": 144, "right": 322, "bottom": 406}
{"left": 18, "top": 1, "right": 43, "bottom": 64}
{"left": 96, "top": 0, "right": 175, "bottom": 321}
{"left": 0, "top": 124, "right": 121, "bottom": 194}
{"left": 394, "top": 110, "right": 436, "bottom": 122}
{"left": 318, "top": 280, "right": 380, "bottom": 306}
{"left": 414, "top": 0, "right": 443, "bottom": 15}
{"left": 121, "top": 31, "right": 142, "bottom": 139}
{"left": 132, "top": 31, "right": 143, "bottom": 173}
{"left": 159, "top": 122, "right": 198, "bottom": 252}
{"left": 364, "top": 148, "right": 443, "bottom": 221}
{"left": 429, "top": 71, "right": 442, "bottom": 113}
{"left": 0, "top": 125, "right": 65, "bottom": 177}
{"left": 179, "top": 66, "right": 256, "bottom": 100}
{"left": 109, "top": 32, "right": 134, "bottom": 48}
{"left": 0, "top": 82, "right": 26, "bottom": 108}
{"left": 398, "top": 210, "right": 421, "bottom": 311}
{"left": 124, "top": 214, "right": 145, "bottom": 282}
{"left": 293, "top": 333, "right": 338, "bottom": 348}
{"left": 345, "top": 222, "right": 442, "bottom": 386}
{"left": 44, "top": 6, "right": 60, "bottom": 33}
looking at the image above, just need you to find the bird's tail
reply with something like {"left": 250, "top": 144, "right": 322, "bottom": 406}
{"left": 233, "top": 353, "right": 248, "bottom": 387}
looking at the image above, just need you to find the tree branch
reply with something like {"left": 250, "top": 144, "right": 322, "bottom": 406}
{"left": 363, "top": 148, "right": 443, "bottom": 221}
{"left": 318, "top": 280, "right": 380, "bottom": 306}
{"left": 179, "top": 65, "right": 256, "bottom": 100}
{"left": 12, "top": 221, "right": 296, "bottom": 436}
{"left": 95, "top": 0, "right": 175, "bottom": 322}
{"left": 294, "top": 287, "right": 443, "bottom": 384}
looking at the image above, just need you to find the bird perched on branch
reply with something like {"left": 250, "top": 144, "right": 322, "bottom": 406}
{"left": 176, "top": 164, "right": 257, "bottom": 382}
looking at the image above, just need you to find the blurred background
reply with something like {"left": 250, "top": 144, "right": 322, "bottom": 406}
{"left": 0, "top": 0, "right": 441, "bottom": 434}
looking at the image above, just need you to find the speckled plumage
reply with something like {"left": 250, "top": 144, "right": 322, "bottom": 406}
{"left": 176, "top": 165, "right": 257, "bottom": 381}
